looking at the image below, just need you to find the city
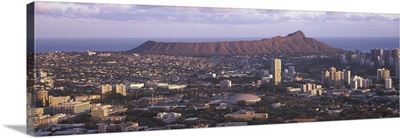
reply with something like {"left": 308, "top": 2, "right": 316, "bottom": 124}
{"left": 27, "top": 48, "right": 399, "bottom": 136}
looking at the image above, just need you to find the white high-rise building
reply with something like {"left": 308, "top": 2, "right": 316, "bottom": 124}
{"left": 272, "top": 59, "right": 281, "bottom": 85}
{"left": 343, "top": 70, "right": 351, "bottom": 85}
{"left": 385, "top": 78, "right": 392, "bottom": 89}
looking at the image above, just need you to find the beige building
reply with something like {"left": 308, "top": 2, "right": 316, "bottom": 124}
{"left": 101, "top": 84, "right": 113, "bottom": 94}
{"left": 49, "top": 96, "right": 71, "bottom": 106}
{"left": 377, "top": 68, "right": 390, "bottom": 80}
{"left": 116, "top": 84, "right": 127, "bottom": 96}
{"left": 272, "top": 58, "right": 281, "bottom": 85}
{"left": 34, "top": 108, "right": 44, "bottom": 116}
{"left": 52, "top": 101, "right": 90, "bottom": 115}
{"left": 334, "top": 71, "right": 344, "bottom": 87}
{"left": 91, "top": 106, "right": 110, "bottom": 117}
{"left": 75, "top": 94, "right": 101, "bottom": 102}
{"left": 37, "top": 89, "right": 48, "bottom": 106}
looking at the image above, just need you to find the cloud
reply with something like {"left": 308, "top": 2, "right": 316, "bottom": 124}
{"left": 35, "top": 1, "right": 398, "bottom": 25}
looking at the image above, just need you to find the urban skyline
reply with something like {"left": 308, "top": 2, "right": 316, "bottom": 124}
{"left": 27, "top": 1, "right": 400, "bottom": 137}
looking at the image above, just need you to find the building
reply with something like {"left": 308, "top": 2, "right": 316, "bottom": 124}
{"left": 36, "top": 89, "right": 49, "bottom": 106}
{"left": 350, "top": 79, "right": 358, "bottom": 90}
{"left": 116, "top": 84, "right": 127, "bottom": 96}
{"left": 224, "top": 110, "right": 268, "bottom": 120}
{"left": 91, "top": 106, "right": 110, "bottom": 117}
{"left": 343, "top": 70, "right": 351, "bottom": 85}
{"left": 101, "top": 116, "right": 127, "bottom": 122}
{"left": 395, "top": 54, "right": 400, "bottom": 79}
{"left": 98, "top": 122, "right": 139, "bottom": 133}
{"left": 377, "top": 68, "right": 390, "bottom": 80}
{"left": 52, "top": 101, "right": 90, "bottom": 115}
{"left": 328, "top": 67, "right": 336, "bottom": 86}
{"left": 355, "top": 50, "right": 362, "bottom": 62}
{"left": 35, "top": 114, "right": 67, "bottom": 128}
{"left": 220, "top": 80, "right": 232, "bottom": 89}
{"left": 272, "top": 58, "right": 282, "bottom": 85}
{"left": 383, "top": 49, "right": 392, "bottom": 65}
{"left": 206, "top": 72, "right": 216, "bottom": 78}
{"left": 340, "top": 54, "right": 346, "bottom": 64}
{"left": 49, "top": 96, "right": 71, "bottom": 106}
{"left": 226, "top": 94, "right": 261, "bottom": 103}
{"left": 363, "top": 78, "right": 372, "bottom": 88}
{"left": 34, "top": 108, "right": 45, "bottom": 116}
{"left": 74, "top": 94, "right": 101, "bottom": 102}
{"left": 130, "top": 83, "right": 144, "bottom": 90}
{"left": 101, "top": 84, "right": 112, "bottom": 94}
{"left": 321, "top": 70, "right": 330, "bottom": 85}
{"left": 371, "top": 48, "right": 383, "bottom": 63}
{"left": 334, "top": 71, "right": 344, "bottom": 87}
{"left": 288, "top": 66, "right": 295, "bottom": 75}
{"left": 350, "top": 54, "right": 357, "bottom": 64}
{"left": 154, "top": 112, "right": 182, "bottom": 123}
{"left": 385, "top": 78, "right": 392, "bottom": 89}
{"left": 91, "top": 105, "right": 127, "bottom": 118}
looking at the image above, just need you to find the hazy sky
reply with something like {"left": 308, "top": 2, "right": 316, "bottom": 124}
{"left": 35, "top": 1, "right": 399, "bottom": 38}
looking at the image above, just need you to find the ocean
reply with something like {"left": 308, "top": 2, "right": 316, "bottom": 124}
{"left": 35, "top": 37, "right": 399, "bottom": 53}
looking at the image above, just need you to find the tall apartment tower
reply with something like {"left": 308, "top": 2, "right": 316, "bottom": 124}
{"left": 328, "top": 67, "right": 337, "bottom": 86}
{"left": 385, "top": 78, "right": 392, "bottom": 89}
{"left": 272, "top": 59, "right": 281, "bottom": 85}
{"left": 334, "top": 71, "right": 344, "bottom": 87}
{"left": 116, "top": 84, "right": 127, "bottom": 96}
{"left": 383, "top": 49, "right": 392, "bottom": 66}
{"left": 321, "top": 70, "right": 330, "bottom": 85}
{"left": 377, "top": 68, "right": 390, "bottom": 80}
{"left": 395, "top": 53, "right": 400, "bottom": 79}
{"left": 343, "top": 70, "right": 351, "bottom": 85}
{"left": 101, "top": 84, "right": 113, "bottom": 94}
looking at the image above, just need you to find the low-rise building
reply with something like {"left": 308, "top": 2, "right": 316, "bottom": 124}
{"left": 154, "top": 112, "right": 182, "bottom": 123}
{"left": 75, "top": 94, "right": 101, "bottom": 102}
{"left": 52, "top": 101, "right": 90, "bottom": 115}
{"left": 98, "top": 122, "right": 139, "bottom": 133}
{"left": 224, "top": 110, "right": 268, "bottom": 120}
{"left": 100, "top": 116, "right": 126, "bottom": 122}
{"left": 49, "top": 96, "right": 71, "bottom": 106}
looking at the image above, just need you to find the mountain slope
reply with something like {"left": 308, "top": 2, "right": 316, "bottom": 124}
{"left": 128, "top": 30, "right": 344, "bottom": 56}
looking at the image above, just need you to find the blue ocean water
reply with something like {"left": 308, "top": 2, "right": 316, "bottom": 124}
{"left": 35, "top": 37, "right": 399, "bottom": 53}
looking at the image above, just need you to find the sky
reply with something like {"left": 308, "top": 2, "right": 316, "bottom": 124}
{"left": 34, "top": 1, "right": 400, "bottom": 38}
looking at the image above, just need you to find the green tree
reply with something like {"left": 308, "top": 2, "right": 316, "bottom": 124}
{"left": 236, "top": 100, "right": 247, "bottom": 108}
